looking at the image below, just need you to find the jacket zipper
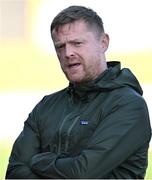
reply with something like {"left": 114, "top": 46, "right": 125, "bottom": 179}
{"left": 57, "top": 113, "right": 73, "bottom": 155}
{"left": 64, "top": 116, "right": 80, "bottom": 153}
{"left": 57, "top": 113, "right": 80, "bottom": 155}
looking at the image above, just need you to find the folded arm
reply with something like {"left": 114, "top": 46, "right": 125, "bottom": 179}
{"left": 5, "top": 112, "right": 42, "bottom": 179}
{"left": 30, "top": 95, "right": 151, "bottom": 178}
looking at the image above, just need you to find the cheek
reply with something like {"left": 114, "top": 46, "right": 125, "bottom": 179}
{"left": 84, "top": 51, "right": 101, "bottom": 69}
{"left": 56, "top": 53, "right": 64, "bottom": 65}
{"left": 59, "top": 59, "right": 65, "bottom": 69}
{"left": 57, "top": 57, "right": 65, "bottom": 71}
{"left": 56, "top": 51, "right": 62, "bottom": 59}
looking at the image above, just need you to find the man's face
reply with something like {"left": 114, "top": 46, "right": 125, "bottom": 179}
{"left": 52, "top": 20, "right": 109, "bottom": 85}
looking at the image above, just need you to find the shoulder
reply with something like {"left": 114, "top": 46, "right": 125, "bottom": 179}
{"left": 102, "top": 87, "right": 150, "bottom": 133}
{"left": 103, "top": 86, "right": 149, "bottom": 116}
{"left": 26, "top": 88, "right": 68, "bottom": 125}
{"left": 32, "top": 88, "right": 68, "bottom": 113}
{"left": 110, "top": 86, "right": 145, "bottom": 104}
{"left": 42, "top": 88, "right": 67, "bottom": 104}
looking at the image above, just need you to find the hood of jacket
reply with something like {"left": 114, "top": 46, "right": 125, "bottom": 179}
{"left": 67, "top": 61, "right": 143, "bottom": 101}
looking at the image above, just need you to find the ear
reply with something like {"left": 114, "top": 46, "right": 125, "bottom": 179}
{"left": 101, "top": 33, "right": 109, "bottom": 53}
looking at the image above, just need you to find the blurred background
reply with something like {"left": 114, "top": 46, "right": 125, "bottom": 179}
{"left": 0, "top": 0, "right": 152, "bottom": 179}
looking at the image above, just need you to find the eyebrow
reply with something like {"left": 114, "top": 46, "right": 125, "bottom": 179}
{"left": 54, "top": 38, "right": 85, "bottom": 47}
{"left": 54, "top": 42, "right": 64, "bottom": 47}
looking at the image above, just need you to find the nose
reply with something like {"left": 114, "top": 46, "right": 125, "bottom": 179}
{"left": 65, "top": 44, "right": 74, "bottom": 59}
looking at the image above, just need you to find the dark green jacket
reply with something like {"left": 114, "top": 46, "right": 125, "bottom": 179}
{"left": 6, "top": 62, "right": 151, "bottom": 179}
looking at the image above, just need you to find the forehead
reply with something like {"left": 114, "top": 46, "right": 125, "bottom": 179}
{"left": 52, "top": 20, "right": 92, "bottom": 40}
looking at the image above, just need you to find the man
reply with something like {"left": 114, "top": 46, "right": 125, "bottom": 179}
{"left": 6, "top": 5, "right": 151, "bottom": 179}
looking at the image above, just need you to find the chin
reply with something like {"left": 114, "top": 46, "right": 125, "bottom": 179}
{"left": 69, "top": 79, "right": 82, "bottom": 84}
{"left": 67, "top": 74, "right": 85, "bottom": 84}
{"left": 71, "top": 78, "right": 88, "bottom": 85}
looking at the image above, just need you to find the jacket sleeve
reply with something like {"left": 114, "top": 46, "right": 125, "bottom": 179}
{"left": 5, "top": 109, "right": 42, "bottom": 179}
{"left": 30, "top": 94, "right": 151, "bottom": 178}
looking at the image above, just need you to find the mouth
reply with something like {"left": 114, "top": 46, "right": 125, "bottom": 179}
{"left": 68, "top": 63, "right": 81, "bottom": 69}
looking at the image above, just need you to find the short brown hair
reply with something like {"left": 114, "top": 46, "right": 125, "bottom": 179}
{"left": 50, "top": 5, "right": 104, "bottom": 38}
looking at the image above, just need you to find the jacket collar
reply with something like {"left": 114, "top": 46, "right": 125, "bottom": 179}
{"left": 67, "top": 61, "right": 121, "bottom": 102}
